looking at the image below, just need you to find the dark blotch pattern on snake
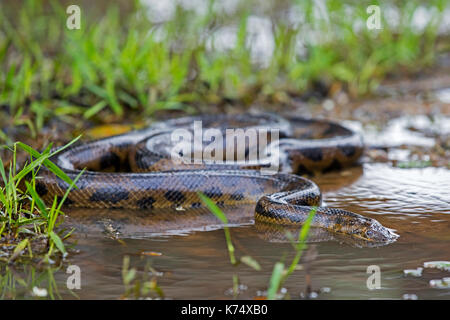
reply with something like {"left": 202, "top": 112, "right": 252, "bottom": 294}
{"left": 33, "top": 113, "right": 398, "bottom": 244}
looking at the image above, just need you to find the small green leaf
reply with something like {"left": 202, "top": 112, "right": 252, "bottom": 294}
{"left": 9, "top": 238, "right": 29, "bottom": 262}
{"left": 49, "top": 231, "right": 66, "bottom": 255}
{"left": 240, "top": 256, "right": 261, "bottom": 271}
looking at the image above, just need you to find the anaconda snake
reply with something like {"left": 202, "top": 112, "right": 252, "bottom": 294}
{"left": 33, "top": 113, "right": 398, "bottom": 243}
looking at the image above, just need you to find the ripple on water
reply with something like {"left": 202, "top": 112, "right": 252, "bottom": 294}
{"left": 44, "top": 162, "right": 450, "bottom": 299}
{"left": 323, "top": 163, "right": 450, "bottom": 216}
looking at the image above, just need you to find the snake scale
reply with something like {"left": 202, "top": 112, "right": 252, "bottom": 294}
{"left": 33, "top": 113, "right": 398, "bottom": 243}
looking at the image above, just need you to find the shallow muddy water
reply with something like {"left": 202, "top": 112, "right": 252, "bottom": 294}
{"left": 2, "top": 110, "right": 449, "bottom": 299}
{"left": 3, "top": 113, "right": 448, "bottom": 300}
{"left": 44, "top": 160, "right": 449, "bottom": 300}
{"left": 1, "top": 0, "right": 449, "bottom": 301}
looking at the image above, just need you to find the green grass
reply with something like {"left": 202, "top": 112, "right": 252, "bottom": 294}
{"left": 0, "top": 139, "right": 80, "bottom": 264}
{"left": 0, "top": 0, "right": 448, "bottom": 137}
{"left": 267, "top": 207, "right": 316, "bottom": 300}
{"left": 199, "top": 192, "right": 316, "bottom": 300}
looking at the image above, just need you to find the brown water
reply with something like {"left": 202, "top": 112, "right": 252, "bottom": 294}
{"left": 2, "top": 112, "right": 450, "bottom": 299}
{"left": 1, "top": 0, "right": 449, "bottom": 300}
{"left": 40, "top": 159, "right": 447, "bottom": 300}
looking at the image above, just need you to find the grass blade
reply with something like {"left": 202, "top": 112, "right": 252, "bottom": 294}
{"left": 25, "top": 181, "right": 48, "bottom": 219}
{"left": 197, "top": 192, "right": 228, "bottom": 223}
{"left": 16, "top": 141, "right": 76, "bottom": 188}
{"left": 49, "top": 231, "right": 66, "bottom": 255}
{"left": 240, "top": 256, "right": 261, "bottom": 271}
{"left": 8, "top": 238, "right": 30, "bottom": 262}
{"left": 267, "top": 262, "right": 284, "bottom": 300}
{"left": 198, "top": 192, "right": 236, "bottom": 265}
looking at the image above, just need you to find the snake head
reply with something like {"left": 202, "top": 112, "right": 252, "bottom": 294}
{"left": 347, "top": 217, "right": 398, "bottom": 243}
{"left": 357, "top": 219, "right": 399, "bottom": 243}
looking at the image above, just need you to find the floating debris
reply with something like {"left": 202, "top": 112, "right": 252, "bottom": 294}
{"left": 255, "top": 287, "right": 286, "bottom": 300}
{"left": 84, "top": 124, "right": 134, "bottom": 139}
{"left": 320, "top": 287, "right": 331, "bottom": 294}
{"left": 403, "top": 267, "right": 423, "bottom": 277}
{"left": 423, "top": 261, "right": 450, "bottom": 271}
{"left": 224, "top": 284, "right": 248, "bottom": 296}
{"left": 140, "top": 251, "right": 163, "bottom": 257}
{"left": 402, "top": 294, "right": 418, "bottom": 300}
{"left": 32, "top": 287, "right": 48, "bottom": 298}
{"left": 429, "top": 277, "right": 450, "bottom": 289}
{"left": 101, "top": 219, "right": 121, "bottom": 237}
{"left": 299, "top": 290, "right": 320, "bottom": 299}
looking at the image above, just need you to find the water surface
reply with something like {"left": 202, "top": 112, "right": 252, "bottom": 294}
{"left": 54, "top": 162, "right": 450, "bottom": 300}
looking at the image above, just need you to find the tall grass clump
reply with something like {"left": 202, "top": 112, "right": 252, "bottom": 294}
{"left": 0, "top": 0, "right": 448, "bottom": 133}
{"left": 0, "top": 138, "right": 82, "bottom": 264}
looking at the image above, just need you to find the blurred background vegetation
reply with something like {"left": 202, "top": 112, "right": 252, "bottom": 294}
{"left": 0, "top": 0, "right": 449, "bottom": 137}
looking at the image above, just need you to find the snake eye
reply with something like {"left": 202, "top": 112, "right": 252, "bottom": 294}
{"left": 365, "top": 230, "right": 374, "bottom": 238}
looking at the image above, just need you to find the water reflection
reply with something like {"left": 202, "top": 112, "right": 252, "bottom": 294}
{"left": 0, "top": 264, "right": 73, "bottom": 300}
{"left": 61, "top": 165, "right": 364, "bottom": 240}
{"left": 49, "top": 160, "right": 449, "bottom": 299}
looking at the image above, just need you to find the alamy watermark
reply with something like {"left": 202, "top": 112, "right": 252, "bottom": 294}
{"left": 66, "top": 264, "right": 81, "bottom": 290}
{"left": 366, "top": 265, "right": 381, "bottom": 290}
{"left": 66, "top": 5, "right": 81, "bottom": 30}
{"left": 65, "top": 4, "right": 383, "bottom": 31}
{"left": 367, "top": 5, "right": 382, "bottom": 30}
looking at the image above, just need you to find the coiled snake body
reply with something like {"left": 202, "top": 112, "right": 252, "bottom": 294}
{"left": 34, "top": 113, "right": 398, "bottom": 243}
